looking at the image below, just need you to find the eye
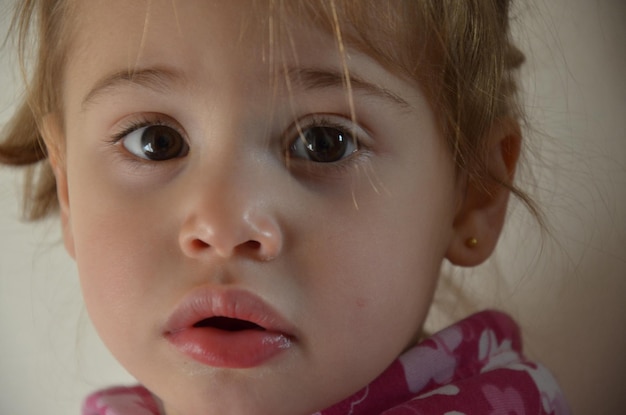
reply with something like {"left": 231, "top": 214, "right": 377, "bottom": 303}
{"left": 121, "top": 124, "right": 189, "bottom": 161}
{"left": 290, "top": 125, "right": 358, "bottom": 163}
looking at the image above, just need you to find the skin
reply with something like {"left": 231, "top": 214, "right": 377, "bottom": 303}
{"left": 43, "top": 1, "right": 519, "bottom": 414}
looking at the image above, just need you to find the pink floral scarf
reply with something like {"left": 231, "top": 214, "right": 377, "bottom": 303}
{"left": 83, "top": 310, "right": 570, "bottom": 415}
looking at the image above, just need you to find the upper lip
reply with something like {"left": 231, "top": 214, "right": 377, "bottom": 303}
{"left": 163, "top": 286, "right": 295, "bottom": 337}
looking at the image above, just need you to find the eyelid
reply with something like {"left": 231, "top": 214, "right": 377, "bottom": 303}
{"left": 109, "top": 113, "right": 187, "bottom": 144}
{"left": 286, "top": 113, "right": 368, "bottom": 152}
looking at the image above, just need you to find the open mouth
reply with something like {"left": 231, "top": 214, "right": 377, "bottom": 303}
{"left": 193, "top": 317, "right": 266, "bottom": 332}
{"left": 164, "top": 288, "right": 294, "bottom": 368}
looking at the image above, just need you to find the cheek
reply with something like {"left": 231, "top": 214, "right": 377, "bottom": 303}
{"left": 73, "top": 208, "right": 149, "bottom": 322}
{"left": 313, "top": 214, "right": 443, "bottom": 321}
{"left": 67, "top": 167, "right": 175, "bottom": 338}
{"left": 287, "top": 197, "right": 448, "bottom": 398}
{"left": 296, "top": 175, "right": 455, "bottom": 347}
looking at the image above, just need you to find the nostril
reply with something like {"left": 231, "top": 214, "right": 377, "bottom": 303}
{"left": 233, "top": 240, "right": 279, "bottom": 261}
{"left": 190, "top": 239, "right": 210, "bottom": 251}
{"left": 234, "top": 240, "right": 262, "bottom": 257}
{"left": 245, "top": 240, "right": 261, "bottom": 251}
{"left": 187, "top": 239, "right": 263, "bottom": 257}
{"left": 179, "top": 215, "right": 282, "bottom": 260}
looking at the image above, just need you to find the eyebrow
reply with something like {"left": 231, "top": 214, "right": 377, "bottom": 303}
{"left": 81, "top": 67, "right": 186, "bottom": 111}
{"left": 286, "top": 67, "right": 411, "bottom": 109}
{"left": 81, "top": 66, "right": 411, "bottom": 111}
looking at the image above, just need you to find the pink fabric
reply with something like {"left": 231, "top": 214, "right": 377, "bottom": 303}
{"left": 82, "top": 310, "right": 570, "bottom": 415}
{"left": 316, "top": 310, "right": 569, "bottom": 415}
{"left": 82, "top": 385, "right": 161, "bottom": 415}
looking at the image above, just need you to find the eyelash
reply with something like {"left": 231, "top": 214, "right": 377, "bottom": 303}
{"left": 285, "top": 115, "right": 371, "bottom": 176}
{"left": 109, "top": 115, "right": 183, "bottom": 145}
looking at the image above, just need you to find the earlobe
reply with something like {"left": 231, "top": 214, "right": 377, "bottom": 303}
{"left": 40, "top": 114, "right": 75, "bottom": 259}
{"left": 445, "top": 119, "right": 521, "bottom": 267}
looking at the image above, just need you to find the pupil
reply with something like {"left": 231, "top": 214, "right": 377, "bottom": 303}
{"left": 142, "top": 125, "right": 183, "bottom": 161}
{"left": 303, "top": 127, "right": 348, "bottom": 162}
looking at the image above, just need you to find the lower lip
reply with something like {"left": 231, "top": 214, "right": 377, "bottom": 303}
{"left": 166, "top": 328, "right": 292, "bottom": 368}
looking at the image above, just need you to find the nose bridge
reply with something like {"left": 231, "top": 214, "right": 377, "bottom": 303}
{"left": 178, "top": 137, "right": 282, "bottom": 261}
{"left": 196, "top": 137, "right": 264, "bottom": 215}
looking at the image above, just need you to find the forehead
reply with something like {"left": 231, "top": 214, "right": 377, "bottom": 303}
{"left": 65, "top": 0, "right": 419, "bottom": 76}
{"left": 61, "top": 0, "right": 428, "bottom": 122}
{"left": 64, "top": 1, "right": 348, "bottom": 103}
{"left": 69, "top": 1, "right": 273, "bottom": 70}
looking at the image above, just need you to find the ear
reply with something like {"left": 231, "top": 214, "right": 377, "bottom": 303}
{"left": 445, "top": 119, "right": 521, "bottom": 267}
{"left": 41, "top": 114, "right": 75, "bottom": 259}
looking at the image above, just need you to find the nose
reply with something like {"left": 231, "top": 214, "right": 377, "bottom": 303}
{"left": 177, "top": 116, "right": 284, "bottom": 262}
{"left": 179, "top": 205, "right": 283, "bottom": 261}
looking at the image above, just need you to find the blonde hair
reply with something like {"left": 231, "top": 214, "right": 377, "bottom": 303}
{"left": 1, "top": 0, "right": 74, "bottom": 219}
{"left": 1, "top": 0, "right": 535, "bottom": 220}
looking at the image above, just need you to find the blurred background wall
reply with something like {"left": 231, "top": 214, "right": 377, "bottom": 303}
{"left": 1, "top": 0, "right": 624, "bottom": 414}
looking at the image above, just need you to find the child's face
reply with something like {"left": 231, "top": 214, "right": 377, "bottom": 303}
{"left": 55, "top": 1, "right": 461, "bottom": 414}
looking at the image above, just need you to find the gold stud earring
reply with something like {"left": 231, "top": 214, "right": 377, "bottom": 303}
{"left": 465, "top": 237, "right": 478, "bottom": 248}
